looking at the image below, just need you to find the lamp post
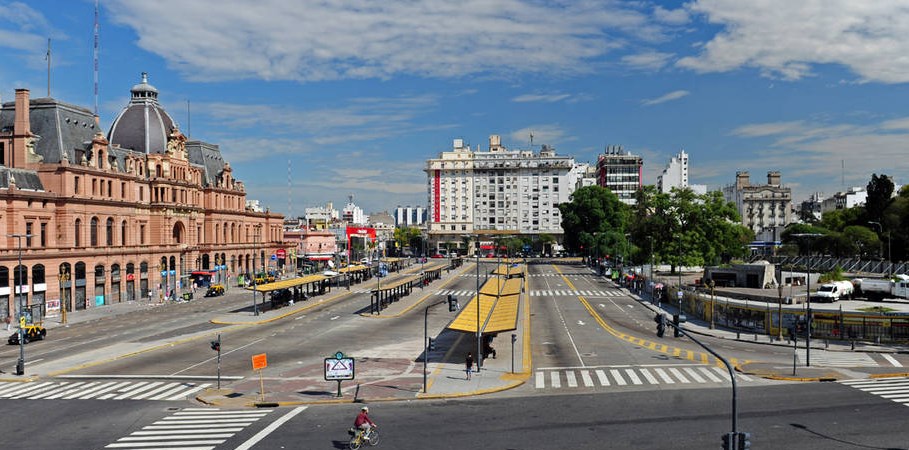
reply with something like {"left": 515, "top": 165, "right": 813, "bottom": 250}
{"left": 475, "top": 238, "right": 482, "bottom": 372}
{"left": 793, "top": 232, "right": 822, "bottom": 367}
{"left": 10, "top": 233, "right": 32, "bottom": 376}
{"left": 868, "top": 221, "right": 891, "bottom": 277}
{"left": 677, "top": 227, "right": 683, "bottom": 315}
{"left": 710, "top": 280, "right": 716, "bottom": 330}
{"left": 252, "top": 228, "right": 259, "bottom": 316}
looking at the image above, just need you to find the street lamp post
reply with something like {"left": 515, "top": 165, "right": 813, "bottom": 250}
{"left": 475, "top": 239, "right": 482, "bottom": 372}
{"left": 793, "top": 233, "right": 822, "bottom": 367}
{"left": 10, "top": 233, "right": 32, "bottom": 376}
{"left": 868, "top": 221, "right": 891, "bottom": 278}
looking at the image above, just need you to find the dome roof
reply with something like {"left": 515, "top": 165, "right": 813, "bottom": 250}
{"left": 107, "top": 72, "right": 176, "bottom": 154}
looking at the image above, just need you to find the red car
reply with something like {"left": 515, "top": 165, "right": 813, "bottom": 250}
{"left": 431, "top": 254, "right": 444, "bottom": 258}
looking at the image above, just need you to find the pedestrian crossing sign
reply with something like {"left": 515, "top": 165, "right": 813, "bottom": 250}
{"left": 324, "top": 354, "right": 355, "bottom": 381}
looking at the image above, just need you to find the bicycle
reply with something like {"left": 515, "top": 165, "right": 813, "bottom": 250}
{"left": 347, "top": 426, "right": 379, "bottom": 449}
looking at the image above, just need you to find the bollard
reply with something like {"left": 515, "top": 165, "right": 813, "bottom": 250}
{"left": 851, "top": 340, "right": 855, "bottom": 351}
{"left": 825, "top": 339, "right": 829, "bottom": 349}
{"left": 736, "top": 332, "right": 740, "bottom": 340}
{"left": 754, "top": 334, "right": 758, "bottom": 342}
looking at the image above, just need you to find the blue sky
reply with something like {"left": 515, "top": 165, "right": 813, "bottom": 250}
{"left": 1, "top": 0, "right": 908, "bottom": 216}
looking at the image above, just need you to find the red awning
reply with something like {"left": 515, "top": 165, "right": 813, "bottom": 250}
{"left": 191, "top": 271, "right": 215, "bottom": 276}
{"left": 480, "top": 245, "right": 494, "bottom": 250}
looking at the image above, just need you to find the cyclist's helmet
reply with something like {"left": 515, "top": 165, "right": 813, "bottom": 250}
{"left": 361, "top": 406, "right": 369, "bottom": 412}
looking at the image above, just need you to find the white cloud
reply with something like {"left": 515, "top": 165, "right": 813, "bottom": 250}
{"left": 104, "top": 0, "right": 669, "bottom": 82}
{"left": 678, "top": 0, "right": 909, "bottom": 83}
{"left": 0, "top": 3, "right": 64, "bottom": 68}
{"left": 621, "top": 51, "right": 674, "bottom": 70}
{"left": 730, "top": 121, "right": 805, "bottom": 137}
{"left": 511, "top": 93, "right": 572, "bottom": 103}
{"left": 653, "top": 6, "right": 690, "bottom": 25}
{"left": 641, "top": 90, "right": 689, "bottom": 106}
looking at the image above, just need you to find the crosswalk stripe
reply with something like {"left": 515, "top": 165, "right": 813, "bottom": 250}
{"left": 75, "top": 381, "right": 134, "bottom": 399}
{"left": 595, "top": 370, "right": 609, "bottom": 386}
{"left": 699, "top": 367, "right": 724, "bottom": 383}
{"left": 42, "top": 381, "right": 93, "bottom": 400}
{"left": 624, "top": 369, "right": 643, "bottom": 385}
{"left": 9, "top": 382, "right": 58, "bottom": 399}
{"left": 565, "top": 371, "right": 578, "bottom": 387}
{"left": 654, "top": 368, "right": 675, "bottom": 384}
{"left": 669, "top": 367, "right": 690, "bottom": 383}
{"left": 2, "top": 382, "right": 54, "bottom": 398}
{"left": 610, "top": 369, "right": 627, "bottom": 386}
{"left": 882, "top": 354, "right": 903, "bottom": 367}
{"left": 550, "top": 371, "right": 561, "bottom": 388}
{"left": 639, "top": 368, "right": 659, "bottom": 384}
{"left": 580, "top": 370, "right": 594, "bottom": 387}
{"left": 535, "top": 371, "right": 545, "bottom": 388}
{"left": 683, "top": 368, "right": 706, "bottom": 383}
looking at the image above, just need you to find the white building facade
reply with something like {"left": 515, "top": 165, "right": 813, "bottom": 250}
{"left": 394, "top": 206, "right": 427, "bottom": 227}
{"left": 425, "top": 135, "right": 576, "bottom": 252}
{"left": 723, "top": 171, "right": 793, "bottom": 245}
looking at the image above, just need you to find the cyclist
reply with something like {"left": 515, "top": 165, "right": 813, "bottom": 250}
{"left": 354, "top": 406, "right": 376, "bottom": 435}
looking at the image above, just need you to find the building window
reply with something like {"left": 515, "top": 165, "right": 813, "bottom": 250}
{"left": 74, "top": 176, "right": 81, "bottom": 194}
{"left": 90, "top": 217, "right": 99, "bottom": 246}
{"left": 106, "top": 217, "right": 114, "bottom": 246}
{"left": 25, "top": 222, "right": 32, "bottom": 247}
{"left": 121, "top": 182, "right": 126, "bottom": 198}
{"left": 140, "top": 224, "right": 146, "bottom": 245}
{"left": 121, "top": 221, "right": 127, "bottom": 246}
{"left": 139, "top": 187, "right": 144, "bottom": 201}
{"left": 40, "top": 223, "right": 46, "bottom": 247}
{"left": 75, "top": 219, "right": 82, "bottom": 247}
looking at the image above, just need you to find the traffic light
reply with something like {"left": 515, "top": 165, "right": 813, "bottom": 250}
{"left": 673, "top": 314, "right": 686, "bottom": 338}
{"left": 210, "top": 339, "right": 220, "bottom": 352}
{"left": 428, "top": 337, "right": 436, "bottom": 351}
{"left": 737, "top": 432, "right": 751, "bottom": 449}
{"left": 655, "top": 314, "right": 666, "bottom": 338}
{"left": 722, "top": 433, "right": 733, "bottom": 450}
{"left": 448, "top": 295, "right": 460, "bottom": 312}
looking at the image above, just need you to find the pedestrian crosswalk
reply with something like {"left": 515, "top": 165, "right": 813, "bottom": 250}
{"left": 529, "top": 289, "right": 623, "bottom": 297}
{"left": 534, "top": 365, "right": 753, "bottom": 390}
{"left": 103, "top": 407, "right": 271, "bottom": 449}
{"left": 840, "top": 377, "right": 909, "bottom": 408}
{"left": 796, "top": 349, "right": 879, "bottom": 367}
{"left": 0, "top": 380, "right": 211, "bottom": 401}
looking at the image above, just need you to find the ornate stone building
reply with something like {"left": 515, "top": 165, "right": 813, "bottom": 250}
{"left": 0, "top": 73, "right": 285, "bottom": 322}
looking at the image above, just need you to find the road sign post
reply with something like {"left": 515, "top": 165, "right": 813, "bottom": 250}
{"left": 251, "top": 353, "right": 268, "bottom": 402}
{"left": 324, "top": 351, "right": 355, "bottom": 397}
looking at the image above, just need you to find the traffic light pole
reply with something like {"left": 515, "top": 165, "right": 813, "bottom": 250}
{"left": 423, "top": 299, "right": 447, "bottom": 393}
{"left": 666, "top": 320, "right": 746, "bottom": 447}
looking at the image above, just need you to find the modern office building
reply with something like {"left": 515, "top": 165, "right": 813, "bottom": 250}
{"left": 596, "top": 145, "right": 643, "bottom": 205}
{"left": 723, "top": 171, "right": 793, "bottom": 243}
{"left": 394, "top": 206, "right": 427, "bottom": 227}
{"left": 0, "top": 75, "right": 285, "bottom": 322}
{"left": 425, "top": 135, "right": 576, "bottom": 253}
{"left": 657, "top": 149, "right": 707, "bottom": 195}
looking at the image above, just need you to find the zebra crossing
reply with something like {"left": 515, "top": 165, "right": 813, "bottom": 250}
{"left": 534, "top": 365, "right": 753, "bottom": 390}
{"left": 839, "top": 377, "right": 909, "bottom": 408}
{"left": 530, "top": 289, "right": 623, "bottom": 297}
{"left": 103, "top": 407, "right": 271, "bottom": 449}
{"left": 0, "top": 380, "right": 211, "bottom": 401}
{"left": 796, "top": 349, "right": 880, "bottom": 367}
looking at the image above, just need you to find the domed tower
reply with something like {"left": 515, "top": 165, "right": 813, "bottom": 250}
{"left": 107, "top": 72, "right": 177, "bottom": 154}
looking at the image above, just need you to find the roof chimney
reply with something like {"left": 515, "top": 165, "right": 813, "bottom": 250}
{"left": 12, "top": 89, "right": 31, "bottom": 168}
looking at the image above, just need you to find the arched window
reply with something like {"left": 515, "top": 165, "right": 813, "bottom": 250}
{"left": 121, "top": 220, "right": 128, "bottom": 246}
{"left": 74, "top": 262, "right": 86, "bottom": 281}
{"left": 172, "top": 222, "right": 184, "bottom": 244}
{"left": 0, "top": 266, "right": 8, "bottom": 289}
{"left": 13, "top": 265, "right": 27, "bottom": 289}
{"left": 106, "top": 217, "right": 114, "bottom": 246}
{"left": 32, "top": 264, "right": 45, "bottom": 285}
{"left": 90, "top": 217, "right": 99, "bottom": 246}
{"left": 74, "top": 218, "right": 82, "bottom": 247}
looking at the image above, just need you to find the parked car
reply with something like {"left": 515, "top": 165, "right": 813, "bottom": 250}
{"left": 431, "top": 254, "right": 444, "bottom": 258}
{"left": 8, "top": 324, "right": 46, "bottom": 345}
{"left": 205, "top": 284, "right": 225, "bottom": 297}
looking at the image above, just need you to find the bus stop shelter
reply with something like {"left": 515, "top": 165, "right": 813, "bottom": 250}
{"left": 246, "top": 274, "right": 334, "bottom": 310}
{"left": 369, "top": 274, "right": 423, "bottom": 314}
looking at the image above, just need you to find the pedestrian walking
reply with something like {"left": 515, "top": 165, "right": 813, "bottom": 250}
{"left": 465, "top": 352, "right": 474, "bottom": 380}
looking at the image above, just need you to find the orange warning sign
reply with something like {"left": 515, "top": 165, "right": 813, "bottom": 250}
{"left": 251, "top": 353, "right": 268, "bottom": 370}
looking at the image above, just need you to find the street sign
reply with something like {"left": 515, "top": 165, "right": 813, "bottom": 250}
{"left": 324, "top": 351, "right": 355, "bottom": 381}
{"left": 251, "top": 353, "right": 268, "bottom": 370}
{"left": 677, "top": 290, "right": 683, "bottom": 299}
{"left": 276, "top": 249, "right": 286, "bottom": 259}
{"left": 270, "top": 254, "right": 277, "bottom": 261}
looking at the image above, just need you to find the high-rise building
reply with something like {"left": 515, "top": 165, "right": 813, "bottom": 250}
{"left": 0, "top": 75, "right": 285, "bottom": 321}
{"left": 342, "top": 196, "right": 368, "bottom": 225}
{"left": 596, "top": 145, "right": 643, "bottom": 205}
{"left": 394, "top": 206, "right": 427, "bottom": 227}
{"left": 657, "top": 150, "right": 688, "bottom": 193}
{"left": 425, "top": 135, "right": 576, "bottom": 253}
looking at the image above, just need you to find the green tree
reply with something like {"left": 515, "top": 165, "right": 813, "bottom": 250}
{"left": 558, "top": 185, "right": 630, "bottom": 255}
{"left": 866, "top": 173, "right": 895, "bottom": 223}
{"left": 393, "top": 226, "right": 423, "bottom": 255}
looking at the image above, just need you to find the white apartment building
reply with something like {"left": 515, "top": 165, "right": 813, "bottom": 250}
{"left": 394, "top": 206, "right": 427, "bottom": 227}
{"left": 342, "top": 197, "right": 368, "bottom": 225}
{"left": 657, "top": 150, "right": 689, "bottom": 193}
{"left": 596, "top": 145, "right": 643, "bottom": 205}
{"left": 425, "top": 135, "right": 576, "bottom": 252}
{"left": 304, "top": 202, "right": 340, "bottom": 229}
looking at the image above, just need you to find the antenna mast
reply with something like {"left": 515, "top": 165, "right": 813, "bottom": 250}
{"left": 287, "top": 159, "right": 292, "bottom": 220}
{"left": 46, "top": 38, "right": 51, "bottom": 97}
{"left": 93, "top": 0, "right": 100, "bottom": 117}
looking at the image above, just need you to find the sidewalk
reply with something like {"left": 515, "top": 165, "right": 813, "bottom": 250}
{"left": 618, "top": 276, "right": 909, "bottom": 382}
{"left": 197, "top": 261, "right": 530, "bottom": 407}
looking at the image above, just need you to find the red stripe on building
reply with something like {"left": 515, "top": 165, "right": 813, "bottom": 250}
{"left": 433, "top": 170, "right": 441, "bottom": 222}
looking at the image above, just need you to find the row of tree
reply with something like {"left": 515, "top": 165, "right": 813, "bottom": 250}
{"left": 558, "top": 173, "right": 907, "bottom": 271}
